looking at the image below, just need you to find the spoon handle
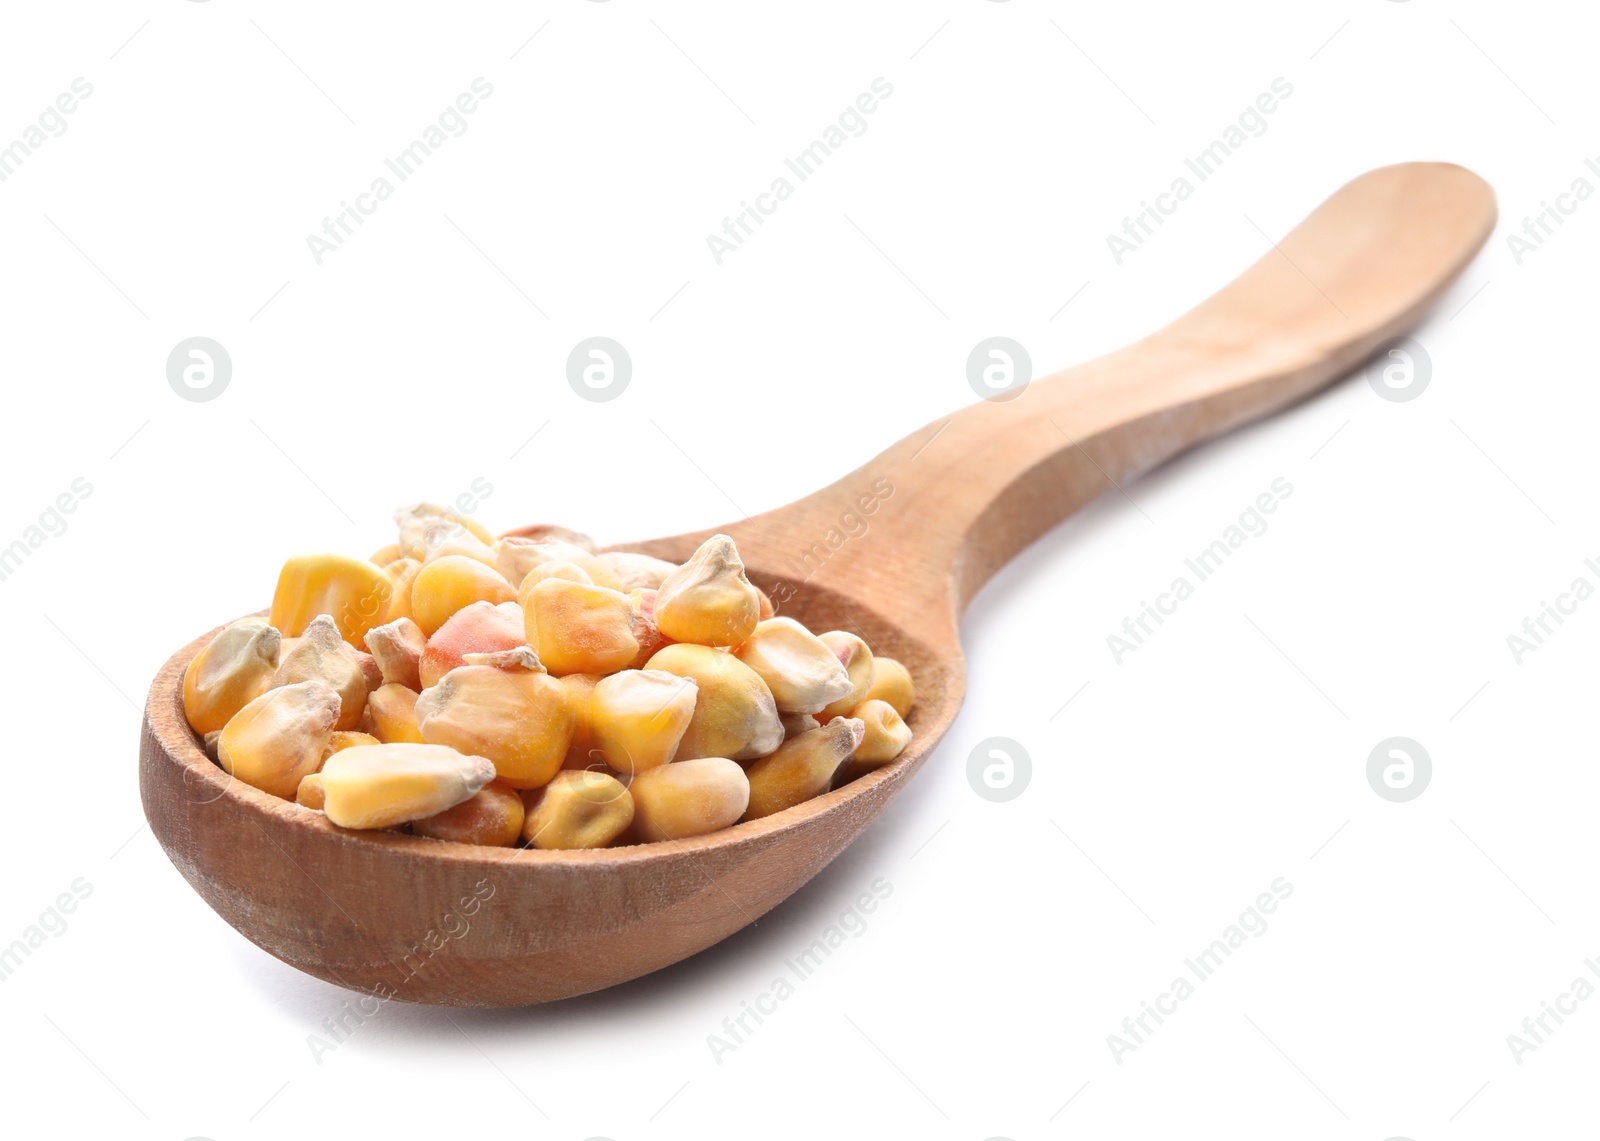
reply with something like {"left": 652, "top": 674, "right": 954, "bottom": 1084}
{"left": 728, "top": 162, "right": 1495, "bottom": 626}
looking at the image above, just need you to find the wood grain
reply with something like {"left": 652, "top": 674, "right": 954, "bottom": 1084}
{"left": 141, "top": 163, "right": 1496, "bottom": 1005}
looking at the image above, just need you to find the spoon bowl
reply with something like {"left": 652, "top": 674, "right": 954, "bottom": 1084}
{"left": 141, "top": 162, "right": 1496, "bottom": 1005}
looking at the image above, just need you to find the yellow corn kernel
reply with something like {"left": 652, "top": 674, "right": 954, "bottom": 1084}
{"left": 414, "top": 646, "right": 576, "bottom": 789}
{"left": 522, "top": 770, "right": 634, "bottom": 849}
{"left": 217, "top": 680, "right": 342, "bottom": 800}
{"left": 624, "top": 588, "right": 667, "bottom": 669}
{"left": 183, "top": 618, "right": 282, "bottom": 734}
{"left": 413, "top": 779, "right": 525, "bottom": 846}
{"left": 296, "top": 773, "right": 326, "bottom": 810}
{"left": 269, "top": 553, "right": 392, "bottom": 649}
{"left": 323, "top": 730, "right": 381, "bottom": 760}
{"left": 420, "top": 600, "right": 526, "bottom": 688}
{"left": 780, "top": 712, "right": 820, "bottom": 740}
{"left": 734, "top": 617, "right": 853, "bottom": 714}
{"left": 653, "top": 534, "right": 761, "bottom": 647}
{"left": 395, "top": 502, "right": 495, "bottom": 561}
{"left": 849, "top": 699, "right": 912, "bottom": 764}
{"left": 496, "top": 537, "right": 621, "bottom": 591}
{"left": 364, "top": 616, "right": 425, "bottom": 690}
{"left": 271, "top": 615, "right": 369, "bottom": 731}
{"left": 862, "top": 656, "right": 915, "bottom": 718}
{"left": 744, "top": 717, "right": 865, "bottom": 820}
{"left": 520, "top": 561, "right": 595, "bottom": 590}
{"left": 521, "top": 577, "right": 639, "bottom": 675}
{"left": 755, "top": 585, "right": 776, "bottom": 622}
{"left": 816, "top": 631, "right": 874, "bottom": 721}
{"left": 410, "top": 555, "right": 517, "bottom": 637}
{"left": 644, "top": 643, "right": 782, "bottom": 760}
{"left": 421, "top": 529, "right": 501, "bottom": 570}
{"left": 587, "top": 668, "right": 699, "bottom": 775}
{"left": 381, "top": 558, "right": 421, "bottom": 621}
{"left": 367, "top": 682, "right": 425, "bottom": 744}
{"left": 558, "top": 673, "right": 602, "bottom": 769}
{"left": 370, "top": 543, "right": 403, "bottom": 567}
{"left": 629, "top": 757, "right": 750, "bottom": 842}
{"left": 320, "top": 743, "right": 495, "bottom": 830}
{"left": 597, "top": 551, "right": 679, "bottom": 593}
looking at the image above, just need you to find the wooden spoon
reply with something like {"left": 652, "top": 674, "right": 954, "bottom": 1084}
{"left": 141, "top": 162, "right": 1495, "bottom": 1006}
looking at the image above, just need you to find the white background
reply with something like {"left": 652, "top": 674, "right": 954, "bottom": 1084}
{"left": 1, "top": 1, "right": 1594, "bottom": 1137}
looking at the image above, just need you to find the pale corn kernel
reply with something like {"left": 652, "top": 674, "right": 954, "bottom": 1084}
{"left": 597, "top": 551, "right": 679, "bottom": 593}
{"left": 395, "top": 502, "right": 494, "bottom": 561}
{"left": 351, "top": 649, "right": 383, "bottom": 693}
{"left": 323, "top": 730, "right": 381, "bottom": 760}
{"left": 862, "top": 656, "right": 915, "bottom": 718}
{"left": 629, "top": 757, "right": 750, "bottom": 842}
{"left": 412, "top": 779, "right": 525, "bottom": 846}
{"left": 296, "top": 773, "right": 326, "bottom": 810}
{"left": 587, "top": 668, "right": 699, "bottom": 775}
{"left": 495, "top": 536, "right": 621, "bottom": 591}
{"left": 202, "top": 730, "right": 222, "bottom": 760}
{"left": 518, "top": 560, "right": 594, "bottom": 590}
{"left": 497, "top": 523, "right": 597, "bottom": 551}
{"left": 421, "top": 529, "right": 501, "bottom": 570}
{"left": 320, "top": 743, "right": 495, "bottom": 830}
{"left": 744, "top": 717, "right": 865, "bottom": 820}
{"left": 755, "top": 585, "right": 776, "bottom": 622}
{"left": 734, "top": 617, "right": 853, "bottom": 714}
{"left": 414, "top": 646, "right": 576, "bottom": 789}
{"left": 269, "top": 553, "right": 392, "bottom": 647}
{"left": 367, "top": 683, "right": 425, "bottom": 744}
{"left": 653, "top": 534, "right": 761, "bottom": 647}
{"left": 364, "top": 616, "right": 425, "bottom": 690}
{"left": 417, "top": 600, "right": 525, "bottom": 689}
{"left": 383, "top": 558, "right": 423, "bottom": 622}
{"left": 271, "top": 615, "right": 369, "bottom": 731}
{"left": 369, "top": 543, "right": 403, "bottom": 567}
{"left": 816, "top": 631, "right": 874, "bottom": 721}
{"left": 522, "top": 770, "right": 634, "bottom": 850}
{"left": 624, "top": 587, "right": 667, "bottom": 669}
{"left": 521, "top": 577, "right": 639, "bottom": 676}
{"left": 183, "top": 618, "right": 282, "bottom": 734}
{"left": 217, "top": 680, "right": 341, "bottom": 800}
{"left": 557, "top": 673, "right": 602, "bottom": 769}
{"left": 780, "top": 712, "right": 820, "bottom": 740}
{"left": 410, "top": 555, "right": 517, "bottom": 637}
{"left": 849, "top": 699, "right": 912, "bottom": 764}
{"left": 644, "top": 643, "right": 782, "bottom": 761}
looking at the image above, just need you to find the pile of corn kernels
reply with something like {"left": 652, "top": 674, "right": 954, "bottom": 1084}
{"left": 182, "top": 503, "right": 915, "bottom": 849}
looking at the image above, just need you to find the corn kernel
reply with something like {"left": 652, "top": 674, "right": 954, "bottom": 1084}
{"left": 587, "top": 668, "right": 699, "bottom": 775}
{"left": 522, "top": 770, "right": 634, "bottom": 849}
{"left": 862, "top": 656, "right": 915, "bottom": 718}
{"left": 744, "top": 717, "right": 865, "bottom": 820}
{"left": 556, "top": 673, "right": 602, "bottom": 769}
{"left": 849, "top": 699, "right": 912, "bottom": 764}
{"left": 521, "top": 577, "right": 639, "bottom": 675}
{"left": 217, "top": 680, "right": 342, "bottom": 800}
{"left": 183, "top": 618, "right": 282, "bottom": 734}
{"left": 367, "top": 682, "right": 425, "bottom": 744}
{"left": 270, "top": 614, "right": 369, "bottom": 731}
{"left": 496, "top": 537, "right": 621, "bottom": 591}
{"left": 420, "top": 600, "right": 526, "bottom": 688}
{"left": 734, "top": 617, "right": 853, "bottom": 714}
{"left": 629, "top": 757, "right": 750, "bottom": 842}
{"left": 410, "top": 555, "right": 518, "bottom": 637}
{"left": 395, "top": 502, "right": 494, "bottom": 561}
{"left": 412, "top": 779, "right": 525, "bottom": 846}
{"left": 320, "top": 742, "right": 495, "bottom": 830}
{"left": 323, "top": 730, "right": 381, "bottom": 759}
{"left": 497, "top": 523, "right": 596, "bottom": 551}
{"left": 369, "top": 543, "right": 403, "bottom": 567}
{"left": 653, "top": 534, "right": 761, "bottom": 646}
{"left": 780, "top": 712, "right": 820, "bottom": 740}
{"left": 296, "top": 772, "right": 326, "bottom": 810}
{"left": 644, "top": 643, "right": 782, "bottom": 760}
{"left": 624, "top": 587, "right": 667, "bottom": 669}
{"left": 816, "top": 631, "right": 874, "bottom": 721}
{"left": 598, "top": 551, "right": 679, "bottom": 593}
{"left": 384, "top": 558, "right": 423, "bottom": 623}
{"left": 269, "top": 553, "right": 392, "bottom": 648}
{"left": 364, "top": 616, "right": 425, "bottom": 690}
{"left": 414, "top": 646, "right": 576, "bottom": 789}
{"left": 421, "top": 529, "right": 501, "bottom": 570}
